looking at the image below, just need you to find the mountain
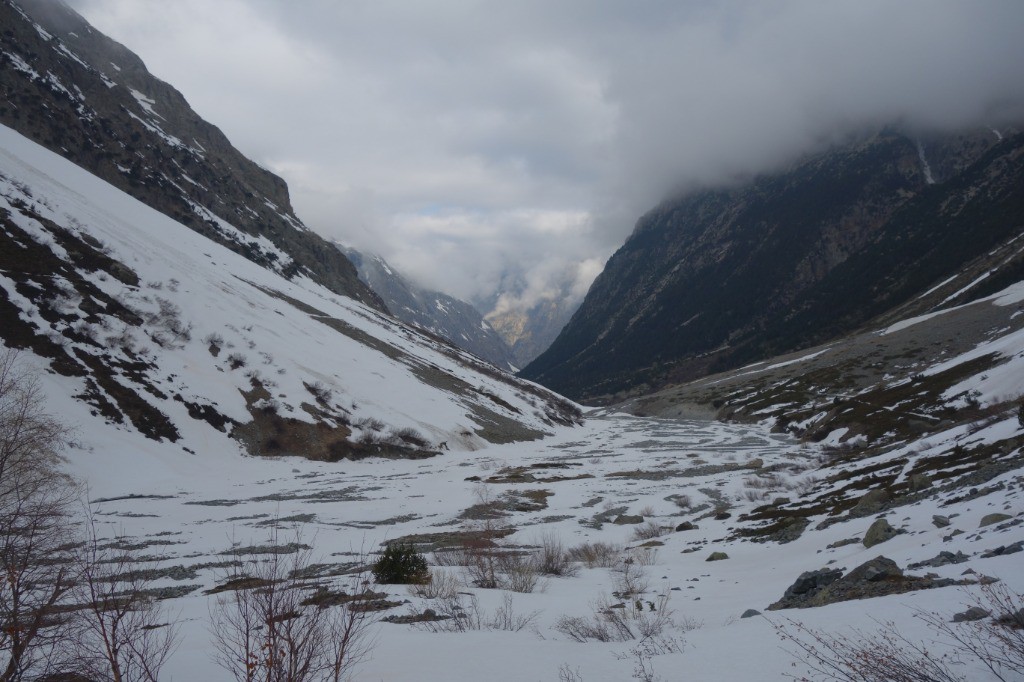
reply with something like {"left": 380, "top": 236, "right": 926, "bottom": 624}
{"left": 338, "top": 245, "right": 518, "bottom": 370}
{"left": 0, "top": 0, "right": 382, "bottom": 310}
{"left": 486, "top": 296, "right": 578, "bottom": 368}
{"left": 0, "top": 123, "right": 580, "bottom": 458}
{"left": 522, "top": 126, "right": 1024, "bottom": 403}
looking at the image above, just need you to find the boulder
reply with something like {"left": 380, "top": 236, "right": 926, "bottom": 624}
{"left": 769, "top": 556, "right": 956, "bottom": 610}
{"left": 740, "top": 609, "right": 761, "bottom": 619}
{"left": 979, "top": 513, "right": 1012, "bottom": 528}
{"left": 932, "top": 515, "right": 951, "bottom": 528}
{"left": 908, "top": 551, "right": 969, "bottom": 569}
{"left": 675, "top": 521, "right": 697, "bottom": 531}
{"left": 706, "top": 551, "right": 729, "bottom": 562}
{"left": 783, "top": 568, "right": 843, "bottom": 600}
{"left": 952, "top": 606, "right": 990, "bottom": 623}
{"left": 908, "top": 474, "right": 932, "bottom": 492}
{"left": 612, "top": 514, "right": 644, "bottom": 525}
{"left": 863, "top": 518, "right": 898, "bottom": 548}
{"left": 852, "top": 489, "right": 891, "bottom": 516}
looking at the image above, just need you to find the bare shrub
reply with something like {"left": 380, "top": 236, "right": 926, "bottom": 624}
{"left": 498, "top": 553, "right": 542, "bottom": 594}
{"left": 558, "top": 663, "right": 585, "bottom": 682}
{"left": 210, "top": 532, "right": 376, "bottom": 682}
{"left": 415, "top": 592, "right": 538, "bottom": 634}
{"left": 555, "top": 593, "right": 677, "bottom": 644}
{"left": 632, "top": 521, "right": 664, "bottom": 541}
{"left": 385, "top": 427, "right": 429, "bottom": 449}
{"left": 408, "top": 570, "right": 460, "bottom": 600}
{"left": 627, "top": 547, "right": 659, "bottom": 568}
{"left": 744, "top": 474, "right": 784, "bottom": 490}
{"left": 536, "top": 532, "right": 579, "bottom": 577}
{"left": 671, "top": 495, "right": 692, "bottom": 510}
{"left": 0, "top": 349, "right": 77, "bottom": 681}
{"left": 614, "top": 560, "right": 650, "bottom": 599}
{"left": 568, "top": 542, "right": 622, "bottom": 569}
{"left": 794, "top": 475, "right": 821, "bottom": 497}
{"left": 69, "top": 516, "right": 180, "bottom": 682}
{"left": 490, "top": 592, "right": 541, "bottom": 632}
{"left": 226, "top": 352, "right": 247, "bottom": 370}
{"left": 776, "top": 581, "right": 1024, "bottom": 681}
{"left": 305, "top": 382, "right": 332, "bottom": 406}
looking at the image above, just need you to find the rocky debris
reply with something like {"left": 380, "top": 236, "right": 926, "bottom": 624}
{"left": 382, "top": 608, "right": 450, "bottom": 625}
{"left": 979, "top": 513, "right": 1013, "bottom": 528}
{"left": 932, "top": 515, "right": 951, "bottom": 528}
{"left": 908, "top": 551, "right": 969, "bottom": 569}
{"left": 613, "top": 514, "right": 644, "bottom": 525}
{"left": 980, "top": 541, "right": 1024, "bottom": 559}
{"left": 952, "top": 606, "right": 991, "bottom": 622}
{"left": 852, "top": 489, "right": 892, "bottom": 516}
{"left": 863, "top": 518, "right": 899, "bottom": 548}
{"left": 774, "top": 567, "right": 843, "bottom": 608}
{"left": 827, "top": 538, "right": 860, "bottom": 550}
{"left": 768, "top": 557, "right": 958, "bottom": 610}
{"left": 909, "top": 474, "right": 933, "bottom": 492}
{"left": 740, "top": 609, "right": 761, "bottom": 618}
{"left": 706, "top": 551, "right": 729, "bottom": 562}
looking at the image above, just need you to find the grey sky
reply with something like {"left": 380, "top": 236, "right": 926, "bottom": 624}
{"left": 64, "top": 0, "right": 1024, "bottom": 312}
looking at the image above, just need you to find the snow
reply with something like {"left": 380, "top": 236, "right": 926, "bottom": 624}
{"left": 1, "top": 122, "right": 1023, "bottom": 681}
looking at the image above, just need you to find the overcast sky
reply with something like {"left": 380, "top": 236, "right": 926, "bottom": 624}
{"left": 65, "top": 0, "right": 1024, "bottom": 313}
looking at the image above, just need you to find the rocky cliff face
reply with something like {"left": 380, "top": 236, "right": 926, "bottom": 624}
{"left": 339, "top": 246, "right": 518, "bottom": 370}
{"left": 0, "top": 0, "right": 382, "bottom": 310}
{"left": 486, "top": 297, "right": 577, "bottom": 368}
{"left": 522, "top": 126, "right": 1024, "bottom": 403}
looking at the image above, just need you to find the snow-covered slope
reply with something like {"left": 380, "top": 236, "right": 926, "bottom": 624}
{"left": 0, "top": 123, "right": 580, "bottom": 464}
{"left": 338, "top": 245, "right": 519, "bottom": 370}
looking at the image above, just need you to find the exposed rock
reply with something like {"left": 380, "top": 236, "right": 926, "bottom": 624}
{"left": 908, "top": 551, "right": 969, "bottom": 569}
{"left": 980, "top": 541, "right": 1024, "bottom": 559}
{"left": 612, "top": 514, "right": 644, "bottom": 525}
{"left": 675, "top": 522, "right": 697, "bottom": 531}
{"left": 908, "top": 474, "right": 933, "bottom": 492}
{"left": 852, "top": 489, "right": 892, "bottom": 516}
{"left": 863, "top": 518, "right": 899, "bottom": 548}
{"left": 740, "top": 609, "right": 761, "bottom": 619}
{"left": 769, "top": 556, "right": 958, "bottom": 610}
{"left": 827, "top": 538, "right": 860, "bottom": 550}
{"left": 706, "top": 552, "right": 729, "bottom": 562}
{"left": 746, "top": 458, "right": 764, "bottom": 469}
{"left": 932, "top": 515, "right": 951, "bottom": 528}
{"left": 952, "top": 606, "right": 991, "bottom": 623}
{"left": 782, "top": 568, "right": 843, "bottom": 602}
{"left": 979, "top": 513, "right": 1013, "bottom": 528}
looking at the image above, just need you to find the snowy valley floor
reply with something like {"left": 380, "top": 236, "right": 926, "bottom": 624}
{"left": 62, "top": 410, "right": 1024, "bottom": 681}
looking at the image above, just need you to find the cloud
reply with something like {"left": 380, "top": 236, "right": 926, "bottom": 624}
{"left": 65, "top": 0, "right": 1024, "bottom": 316}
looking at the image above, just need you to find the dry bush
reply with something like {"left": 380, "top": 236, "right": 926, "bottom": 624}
{"left": 535, "top": 532, "right": 579, "bottom": 577}
{"left": 744, "top": 474, "right": 785, "bottom": 490}
{"left": 210, "top": 533, "right": 376, "bottom": 682}
{"left": 568, "top": 542, "right": 622, "bottom": 569}
{"left": 632, "top": 521, "right": 664, "bottom": 541}
{"left": 498, "top": 553, "right": 543, "bottom": 594}
{"left": 0, "top": 349, "right": 77, "bottom": 681}
{"left": 555, "top": 593, "right": 677, "bottom": 644}
{"left": 414, "top": 592, "right": 539, "bottom": 634}
{"left": 408, "top": 569, "right": 460, "bottom": 600}
{"left": 776, "top": 580, "right": 1024, "bottom": 682}
{"left": 70, "top": 516, "right": 180, "bottom": 682}
{"left": 614, "top": 559, "right": 650, "bottom": 598}
{"left": 627, "top": 547, "right": 659, "bottom": 568}
{"left": 671, "top": 495, "right": 692, "bottom": 510}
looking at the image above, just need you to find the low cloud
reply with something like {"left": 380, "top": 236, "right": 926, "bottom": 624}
{"left": 66, "top": 0, "right": 1024, "bottom": 316}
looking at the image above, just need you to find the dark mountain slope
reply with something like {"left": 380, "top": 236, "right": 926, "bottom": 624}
{"left": 0, "top": 0, "right": 382, "bottom": 310}
{"left": 339, "top": 245, "right": 518, "bottom": 369}
{"left": 522, "top": 127, "right": 1024, "bottom": 402}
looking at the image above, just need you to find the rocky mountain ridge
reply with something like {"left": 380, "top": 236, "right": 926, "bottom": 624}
{"left": 522, "top": 125, "right": 1024, "bottom": 403}
{"left": 338, "top": 245, "right": 519, "bottom": 370}
{"left": 0, "top": 0, "right": 382, "bottom": 309}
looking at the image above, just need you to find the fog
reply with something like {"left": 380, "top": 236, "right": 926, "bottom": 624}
{"left": 66, "top": 0, "right": 1024, "bottom": 311}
